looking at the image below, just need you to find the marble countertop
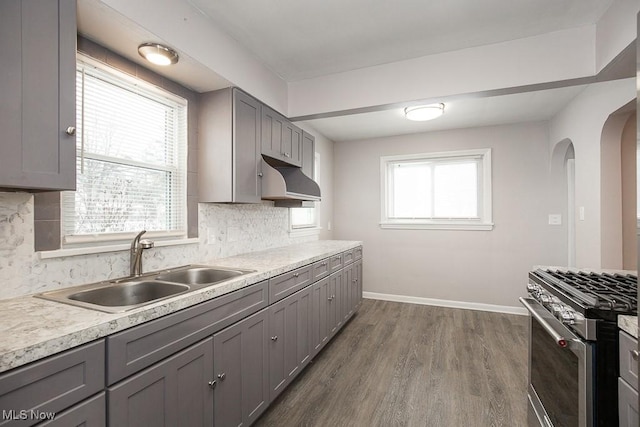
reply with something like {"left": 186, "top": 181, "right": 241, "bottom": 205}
{"left": 0, "top": 240, "right": 361, "bottom": 374}
{"left": 619, "top": 315, "right": 638, "bottom": 339}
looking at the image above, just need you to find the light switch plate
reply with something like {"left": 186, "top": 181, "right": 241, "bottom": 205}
{"left": 579, "top": 207, "right": 585, "bottom": 221}
{"left": 548, "top": 214, "right": 562, "bottom": 225}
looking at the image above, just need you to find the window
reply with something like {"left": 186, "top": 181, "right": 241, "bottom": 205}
{"left": 380, "top": 149, "right": 493, "bottom": 230}
{"left": 61, "top": 56, "right": 188, "bottom": 246}
{"left": 290, "top": 153, "right": 320, "bottom": 231}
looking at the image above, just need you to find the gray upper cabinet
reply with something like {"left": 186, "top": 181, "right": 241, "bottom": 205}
{"left": 108, "top": 338, "right": 214, "bottom": 427}
{"left": 213, "top": 308, "right": 270, "bottom": 427}
{"left": 0, "top": 0, "right": 76, "bottom": 191}
{"left": 199, "top": 87, "right": 262, "bottom": 203}
{"left": 301, "top": 131, "right": 315, "bottom": 179}
{"left": 261, "top": 105, "right": 302, "bottom": 167}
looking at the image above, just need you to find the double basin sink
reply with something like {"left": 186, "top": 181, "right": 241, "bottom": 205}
{"left": 36, "top": 265, "right": 255, "bottom": 313}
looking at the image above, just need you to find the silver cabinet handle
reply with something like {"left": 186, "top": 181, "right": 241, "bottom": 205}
{"left": 65, "top": 126, "right": 76, "bottom": 136}
{"left": 328, "top": 296, "right": 333, "bottom": 301}
{"left": 271, "top": 336, "right": 278, "bottom": 341}
{"left": 353, "top": 279, "right": 357, "bottom": 283}
{"left": 208, "top": 380, "right": 217, "bottom": 389}
{"left": 257, "top": 172, "right": 263, "bottom": 177}
{"left": 217, "top": 373, "right": 226, "bottom": 381}
{"left": 283, "top": 152, "right": 290, "bottom": 158}
{"left": 632, "top": 350, "right": 640, "bottom": 361}
{"left": 293, "top": 272, "right": 299, "bottom": 277}
{"left": 320, "top": 262, "right": 327, "bottom": 266}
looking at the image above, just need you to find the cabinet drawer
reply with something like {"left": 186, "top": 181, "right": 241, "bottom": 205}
{"left": 311, "top": 258, "right": 330, "bottom": 282}
{"left": 354, "top": 246, "right": 363, "bottom": 260}
{"left": 328, "top": 253, "right": 343, "bottom": 274}
{"left": 40, "top": 392, "right": 105, "bottom": 427}
{"left": 619, "top": 377, "right": 639, "bottom": 427}
{"left": 342, "top": 249, "right": 354, "bottom": 265}
{"left": 619, "top": 331, "right": 638, "bottom": 390}
{"left": 107, "top": 281, "right": 268, "bottom": 385}
{"left": 0, "top": 340, "right": 105, "bottom": 427}
{"left": 269, "top": 265, "right": 312, "bottom": 304}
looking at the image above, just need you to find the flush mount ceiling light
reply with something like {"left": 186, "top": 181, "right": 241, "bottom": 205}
{"left": 138, "top": 43, "right": 179, "bottom": 66}
{"left": 404, "top": 103, "right": 445, "bottom": 121}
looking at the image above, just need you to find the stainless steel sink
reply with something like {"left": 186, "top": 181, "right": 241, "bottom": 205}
{"left": 68, "top": 281, "right": 189, "bottom": 307}
{"left": 35, "top": 265, "right": 255, "bottom": 313}
{"left": 155, "top": 267, "right": 252, "bottom": 285}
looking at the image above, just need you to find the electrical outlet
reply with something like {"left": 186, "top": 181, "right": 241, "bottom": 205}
{"left": 548, "top": 214, "right": 562, "bottom": 225}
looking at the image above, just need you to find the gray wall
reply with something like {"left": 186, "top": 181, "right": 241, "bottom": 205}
{"left": 332, "top": 121, "right": 565, "bottom": 309}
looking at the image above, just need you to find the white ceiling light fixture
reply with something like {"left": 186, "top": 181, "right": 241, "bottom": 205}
{"left": 404, "top": 103, "right": 445, "bottom": 121}
{"left": 138, "top": 43, "right": 179, "bottom": 66}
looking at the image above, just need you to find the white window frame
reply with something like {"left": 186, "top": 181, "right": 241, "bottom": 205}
{"left": 380, "top": 148, "right": 493, "bottom": 231}
{"left": 60, "top": 54, "right": 189, "bottom": 250}
{"left": 289, "top": 152, "right": 321, "bottom": 236}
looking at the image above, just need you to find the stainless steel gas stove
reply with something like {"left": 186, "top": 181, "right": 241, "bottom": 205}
{"left": 520, "top": 268, "right": 637, "bottom": 427}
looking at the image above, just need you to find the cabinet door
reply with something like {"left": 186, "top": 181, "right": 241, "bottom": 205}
{"left": 311, "top": 277, "right": 329, "bottom": 355}
{"left": 354, "top": 259, "right": 363, "bottom": 309}
{"left": 261, "top": 105, "right": 285, "bottom": 161}
{"left": 342, "top": 263, "right": 354, "bottom": 322}
{"left": 213, "top": 309, "right": 269, "bottom": 427}
{"left": 281, "top": 121, "right": 302, "bottom": 167}
{"left": 0, "top": 0, "right": 76, "bottom": 191}
{"left": 40, "top": 393, "right": 105, "bottom": 427}
{"left": 233, "top": 89, "right": 262, "bottom": 202}
{"left": 618, "top": 378, "right": 639, "bottom": 427}
{"left": 268, "top": 285, "right": 313, "bottom": 401}
{"left": 327, "top": 271, "right": 341, "bottom": 337}
{"left": 108, "top": 338, "right": 214, "bottom": 427}
{"left": 301, "top": 132, "right": 315, "bottom": 178}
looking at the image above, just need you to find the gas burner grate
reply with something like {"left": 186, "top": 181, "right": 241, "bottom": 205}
{"left": 544, "top": 270, "right": 637, "bottom": 311}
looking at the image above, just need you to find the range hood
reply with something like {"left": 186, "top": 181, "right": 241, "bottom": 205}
{"left": 261, "top": 156, "right": 321, "bottom": 207}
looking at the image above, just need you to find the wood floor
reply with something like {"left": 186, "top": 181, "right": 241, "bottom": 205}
{"left": 255, "top": 298, "right": 529, "bottom": 427}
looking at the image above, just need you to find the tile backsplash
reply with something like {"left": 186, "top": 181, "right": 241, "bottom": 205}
{"left": 0, "top": 193, "right": 317, "bottom": 300}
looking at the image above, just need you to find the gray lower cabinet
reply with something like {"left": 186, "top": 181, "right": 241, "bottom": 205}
{"left": 107, "top": 338, "right": 214, "bottom": 427}
{"left": 354, "top": 259, "right": 363, "bottom": 310}
{"left": 0, "top": 340, "right": 104, "bottom": 427}
{"left": 0, "top": 0, "right": 76, "bottom": 191}
{"left": 199, "top": 87, "right": 262, "bottom": 203}
{"left": 213, "top": 309, "right": 270, "bottom": 427}
{"left": 327, "top": 270, "right": 341, "bottom": 337}
{"left": 39, "top": 393, "right": 105, "bottom": 427}
{"left": 618, "top": 330, "right": 639, "bottom": 427}
{"left": 311, "top": 276, "right": 330, "bottom": 354}
{"left": 268, "top": 285, "right": 313, "bottom": 401}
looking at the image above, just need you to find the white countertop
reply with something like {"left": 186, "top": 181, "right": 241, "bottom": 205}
{"left": 0, "top": 240, "right": 361, "bottom": 374}
{"left": 619, "top": 315, "right": 638, "bottom": 339}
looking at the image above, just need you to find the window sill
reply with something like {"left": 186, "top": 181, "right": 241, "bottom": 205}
{"left": 38, "top": 237, "right": 200, "bottom": 260}
{"left": 288, "top": 226, "right": 322, "bottom": 237}
{"left": 379, "top": 222, "right": 494, "bottom": 231}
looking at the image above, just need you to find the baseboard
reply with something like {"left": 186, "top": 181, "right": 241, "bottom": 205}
{"left": 363, "top": 291, "right": 528, "bottom": 316}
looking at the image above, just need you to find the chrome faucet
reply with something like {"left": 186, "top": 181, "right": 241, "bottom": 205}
{"left": 130, "top": 230, "right": 155, "bottom": 276}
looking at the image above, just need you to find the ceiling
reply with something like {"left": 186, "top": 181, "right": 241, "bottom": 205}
{"left": 77, "top": 0, "right": 626, "bottom": 142}
{"left": 188, "top": 0, "right": 614, "bottom": 81}
{"left": 305, "top": 85, "right": 588, "bottom": 142}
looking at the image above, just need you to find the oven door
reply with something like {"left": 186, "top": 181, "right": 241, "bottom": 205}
{"left": 519, "top": 297, "right": 594, "bottom": 427}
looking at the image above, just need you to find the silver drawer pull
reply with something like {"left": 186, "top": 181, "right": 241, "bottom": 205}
{"left": 65, "top": 126, "right": 76, "bottom": 136}
{"left": 632, "top": 350, "right": 639, "bottom": 361}
{"left": 293, "top": 273, "right": 299, "bottom": 277}
{"left": 217, "top": 373, "right": 226, "bottom": 381}
{"left": 271, "top": 336, "right": 278, "bottom": 341}
{"left": 208, "top": 380, "right": 217, "bottom": 389}
{"left": 320, "top": 262, "right": 327, "bottom": 266}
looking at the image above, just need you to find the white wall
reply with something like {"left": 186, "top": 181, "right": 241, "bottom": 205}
{"left": 549, "top": 78, "right": 636, "bottom": 268}
{"left": 621, "top": 114, "right": 637, "bottom": 269}
{"left": 333, "top": 122, "right": 564, "bottom": 309}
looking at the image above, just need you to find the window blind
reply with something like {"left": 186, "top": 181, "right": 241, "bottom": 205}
{"left": 62, "top": 58, "right": 187, "bottom": 243}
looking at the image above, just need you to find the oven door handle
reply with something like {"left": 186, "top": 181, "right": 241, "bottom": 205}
{"left": 519, "top": 297, "right": 569, "bottom": 348}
